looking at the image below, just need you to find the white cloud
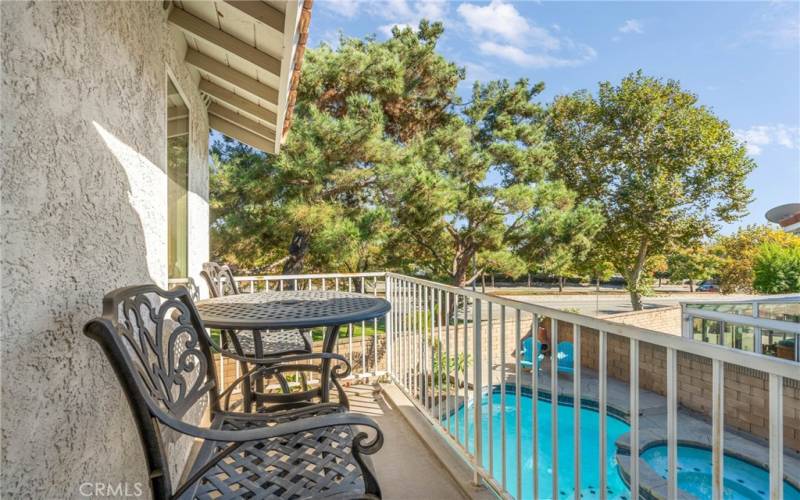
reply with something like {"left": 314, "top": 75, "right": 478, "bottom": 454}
{"left": 318, "top": 0, "right": 361, "bottom": 18}
{"left": 479, "top": 41, "right": 595, "bottom": 68}
{"left": 618, "top": 19, "right": 644, "bottom": 34}
{"left": 457, "top": 0, "right": 596, "bottom": 69}
{"left": 734, "top": 125, "right": 800, "bottom": 156}
{"left": 373, "top": 0, "right": 448, "bottom": 37}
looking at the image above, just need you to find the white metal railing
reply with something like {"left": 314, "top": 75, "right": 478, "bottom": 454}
{"left": 175, "top": 271, "right": 798, "bottom": 498}
{"left": 384, "top": 272, "right": 799, "bottom": 500}
{"left": 682, "top": 297, "right": 800, "bottom": 361}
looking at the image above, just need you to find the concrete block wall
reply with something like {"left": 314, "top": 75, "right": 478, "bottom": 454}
{"left": 578, "top": 328, "right": 800, "bottom": 452}
{"left": 601, "top": 306, "right": 683, "bottom": 336}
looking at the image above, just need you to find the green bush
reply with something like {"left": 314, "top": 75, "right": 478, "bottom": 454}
{"left": 752, "top": 242, "right": 800, "bottom": 294}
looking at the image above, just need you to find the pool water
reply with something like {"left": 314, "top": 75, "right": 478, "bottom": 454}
{"left": 447, "top": 389, "right": 632, "bottom": 499}
{"left": 641, "top": 445, "right": 800, "bottom": 500}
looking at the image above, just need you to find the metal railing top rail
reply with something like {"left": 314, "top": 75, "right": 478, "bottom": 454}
{"left": 232, "top": 271, "right": 386, "bottom": 282}
{"left": 386, "top": 273, "right": 800, "bottom": 380}
{"left": 681, "top": 294, "right": 800, "bottom": 306}
{"left": 683, "top": 307, "right": 800, "bottom": 334}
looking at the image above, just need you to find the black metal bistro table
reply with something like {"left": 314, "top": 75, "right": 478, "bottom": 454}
{"left": 196, "top": 290, "right": 390, "bottom": 406}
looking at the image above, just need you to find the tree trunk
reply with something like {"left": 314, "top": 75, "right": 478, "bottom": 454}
{"left": 629, "top": 289, "right": 643, "bottom": 311}
{"left": 558, "top": 276, "right": 564, "bottom": 292}
{"left": 282, "top": 230, "right": 310, "bottom": 288}
{"left": 491, "top": 274, "right": 495, "bottom": 287}
{"left": 527, "top": 273, "right": 532, "bottom": 287}
{"left": 481, "top": 273, "right": 486, "bottom": 294}
{"left": 689, "top": 279, "right": 694, "bottom": 292}
{"left": 596, "top": 276, "right": 600, "bottom": 292}
{"left": 627, "top": 240, "right": 650, "bottom": 311}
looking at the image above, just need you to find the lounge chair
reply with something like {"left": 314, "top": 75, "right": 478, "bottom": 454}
{"left": 520, "top": 336, "right": 543, "bottom": 369}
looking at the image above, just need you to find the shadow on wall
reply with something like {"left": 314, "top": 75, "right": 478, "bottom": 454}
{"left": 1, "top": 118, "right": 162, "bottom": 497}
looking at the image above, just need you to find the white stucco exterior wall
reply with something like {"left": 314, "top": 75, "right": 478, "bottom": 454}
{"left": 1, "top": 1, "right": 209, "bottom": 497}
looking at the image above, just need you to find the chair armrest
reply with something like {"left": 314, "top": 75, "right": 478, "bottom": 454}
{"left": 155, "top": 407, "right": 383, "bottom": 451}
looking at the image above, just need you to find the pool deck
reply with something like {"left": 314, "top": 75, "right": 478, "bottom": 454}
{"left": 431, "top": 361, "right": 800, "bottom": 499}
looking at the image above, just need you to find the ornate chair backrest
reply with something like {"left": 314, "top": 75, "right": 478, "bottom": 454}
{"left": 83, "top": 284, "right": 220, "bottom": 498}
{"left": 200, "top": 262, "right": 240, "bottom": 298}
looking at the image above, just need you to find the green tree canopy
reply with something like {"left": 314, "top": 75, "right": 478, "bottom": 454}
{"left": 547, "top": 71, "right": 755, "bottom": 309}
{"left": 753, "top": 242, "right": 800, "bottom": 294}
{"left": 210, "top": 22, "right": 462, "bottom": 273}
{"left": 667, "top": 246, "right": 719, "bottom": 291}
{"left": 714, "top": 225, "right": 800, "bottom": 293}
{"left": 384, "top": 79, "right": 604, "bottom": 287}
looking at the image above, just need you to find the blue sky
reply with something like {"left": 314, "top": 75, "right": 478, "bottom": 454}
{"left": 308, "top": 0, "right": 800, "bottom": 234}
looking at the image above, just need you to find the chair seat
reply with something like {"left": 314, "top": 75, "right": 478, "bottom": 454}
{"left": 184, "top": 406, "right": 374, "bottom": 500}
{"left": 229, "top": 329, "right": 312, "bottom": 357}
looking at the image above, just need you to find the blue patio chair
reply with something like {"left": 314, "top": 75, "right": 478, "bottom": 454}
{"left": 520, "top": 337, "right": 543, "bottom": 369}
{"left": 556, "top": 341, "right": 575, "bottom": 373}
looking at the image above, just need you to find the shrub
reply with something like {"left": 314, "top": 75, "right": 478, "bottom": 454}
{"left": 752, "top": 242, "right": 800, "bottom": 294}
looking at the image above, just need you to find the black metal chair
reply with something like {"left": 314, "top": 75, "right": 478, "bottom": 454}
{"left": 84, "top": 284, "right": 383, "bottom": 499}
{"left": 200, "top": 262, "right": 312, "bottom": 357}
{"left": 201, "top": 262, "right": 315, "bottom": 408}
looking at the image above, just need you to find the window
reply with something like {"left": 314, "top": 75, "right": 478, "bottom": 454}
{"left": 167, "top": 78, "right": 189, "bottom": 279}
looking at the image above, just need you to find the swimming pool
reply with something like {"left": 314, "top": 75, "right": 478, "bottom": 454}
{"left": 641, "top": 444, "right": 800, "bottom": 500}
{"left": 447, "top": 388, "right": 632, "bottom": 499}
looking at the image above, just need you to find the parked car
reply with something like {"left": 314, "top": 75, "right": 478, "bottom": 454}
{"left": 696, "top": 280, "right": 720, "bottom": 292}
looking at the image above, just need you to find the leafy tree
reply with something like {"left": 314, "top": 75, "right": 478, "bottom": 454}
{"left": 714, "top": 225, "right": 800, "bottom": 293}
{"left": 210, "top": 23, "right": 462, "bottom": 274}
{"left": 385, "top": 79, "right": 603, "bottom": 287}
{"left": 667, "top": 246, "right": 719, "bottom": 291}
{"left": 547, "top": 71, "right": 755, "bottom": 309}
{"left": 753, "top": 242, "right": 800, "bottom": 294}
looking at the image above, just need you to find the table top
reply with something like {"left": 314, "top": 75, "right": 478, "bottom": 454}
{"left": 195, "top": 290, "right": 391, "bottom": 330}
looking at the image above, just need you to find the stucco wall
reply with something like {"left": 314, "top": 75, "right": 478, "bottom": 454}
{"left": 1, "top": 1, "right": 209, "bottom": 497}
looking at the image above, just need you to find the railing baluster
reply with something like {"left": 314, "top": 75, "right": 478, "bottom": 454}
{"left": 573, "top": 324, "right": 581, "bottom": 498}
{"left": 599, "top": 330, "right": 607, "bottom": 500}
{"left": 437, "top": 288, "right": 443, "bottom": 423}
{"left": 667, "top": 347, "right": 677, "bottom": 500}
{"left": 712, "top": 359, "right": 724, "bottom": 500}
{"left": 769, "top": 373, "right": 784, "bottom": 500}
{"left": 423, "top": 283, "right": 429, "bottom": 413}
{"left": 348, "top": 278, "right": 354, "bottom": 373}
{"left": 361, "top": 277, "right": 366, "bottom": 377}
{"left": 487, "top": 303, "right": 494, "bottom": 479}
{"left": 473, "top": 298, "right": 482, "bottom": 485}
{"left": 630, "top": 338, "right": 640, "bottom": 499}
{"left": 515, "top": 308, "right": 522, "bottom": 499}
{"left": 532, "top": 314, "right": 539, "bottom": 500}
{"left": 445, "top": 291, "right": 451, "bottom": 435}
{"left": 551, "top": 318, "right": 559, "bottom": 500}
{"left": 463, "top": 295, "right": 469, "bottom": 450}
{"left": 454, "top": 294, "right": 460, "bottom": 443}
{"left": 414, "top": 283, "right": 419, "bottom": 401}
{"left": 501, "top": 304, "right": 507, "bottom": 490}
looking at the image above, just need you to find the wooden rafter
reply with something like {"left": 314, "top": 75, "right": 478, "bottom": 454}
{"left": 222, "top": 1, "right": 284, "bottom": 33}
{"left": 208, "top": 103, "right": 274, "bottom": 137}
{"left": 209, "top": 116, "right": 275, "bottom": 154}
{"left": 199, "top": 79, "right": 277, "bottom": 126}
{"left": 168, "top": 7, "right": 281, "bottom": 77}
{"left": 185, "top": 49, "right": 278, "bottom": 105}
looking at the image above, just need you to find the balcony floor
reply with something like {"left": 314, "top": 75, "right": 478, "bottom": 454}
{"left": 344, "top": 384, "right": 469, "bottom": 499}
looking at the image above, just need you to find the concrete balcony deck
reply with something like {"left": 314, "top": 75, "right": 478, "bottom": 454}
{"left": 344, "top": 383, "right": 490, "bottom": 500}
